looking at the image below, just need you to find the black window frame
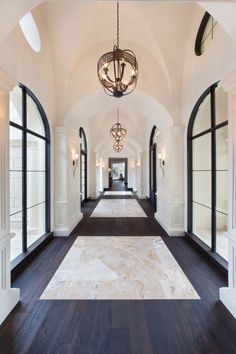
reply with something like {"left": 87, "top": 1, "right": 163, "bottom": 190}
{"left": 187, "top": 82, "right": 228, "bottom": 269}
{"left": 10, "top": 83, "right": 51, "bottom": 269}
{"left": 195, "top": 11, "right": 217, "bottom": 56}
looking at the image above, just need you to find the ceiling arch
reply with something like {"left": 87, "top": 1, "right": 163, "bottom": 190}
{"left": 65, "top": 89, "right": 173, "bottom": 131}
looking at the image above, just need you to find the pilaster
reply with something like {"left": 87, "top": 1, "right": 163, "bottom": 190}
{"left": 0, "top": 88, "right": 20, "bottom": 325}
{"left": 54, "top": 127, "right": 83, "bottom": 236}
{"left": 155, "top": 126, "right": 184, "bottom": 236}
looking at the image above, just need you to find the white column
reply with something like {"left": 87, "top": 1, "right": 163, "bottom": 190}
{"left": 136, "top": 155, "right": 141, "bottom": 196}
{"left": 90, "top": 151, "right": 100, "bottom": 199}
{"left": 219, "top": 71, "right": 236, "bottom": 318}
{"left": 0, "top": 90, "right": 20, "bottom": 325}
{"left": 155, "top": 126, "right": 184, "bottom": 236}
{"left": 169, "top": 126, "right": 184, "bottom": 236}
{"left": 54, "top": 127, "right": 83, "bottom": 236}
{"left": 137, "top": 151, "right": 147, "bottom": 199}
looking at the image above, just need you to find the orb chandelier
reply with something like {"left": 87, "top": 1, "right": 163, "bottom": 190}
{"left": 97, "top": 2, "right": 138, "bottom": 98}
{"left": 113, "top": 140, "right": 123, "bottom": 153}
{"left": 110, "top": 108, "right": 127, "bottom": 141}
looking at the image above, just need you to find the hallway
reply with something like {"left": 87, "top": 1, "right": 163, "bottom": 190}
{"left": 0, "top": 196, "right": 235, "bottom": 353}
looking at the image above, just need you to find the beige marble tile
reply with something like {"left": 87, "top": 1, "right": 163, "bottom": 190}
{"left": 104, "top": 191, "right": 133, "bottom": 196}
{"left": 40, "top": 237, "right": 200, "bottom": 300}
{"left": 91, "top": 199, "right": 147, "bottom": 218}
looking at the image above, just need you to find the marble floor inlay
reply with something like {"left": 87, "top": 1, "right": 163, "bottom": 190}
{"left": 91, "top": 199, "right": 147, "bottom": 218}
{"left": 104, "top": 191, "right": 133, "bottom": 196}
{"left": 40, "top": 236, "right": 200, "bottom": 300}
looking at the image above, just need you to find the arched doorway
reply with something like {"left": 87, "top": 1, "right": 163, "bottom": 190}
{"left": 187, "top": 83, "right": 228, "bottom": 263}
{"left": 79, "top": 127, "right": 87, "bottom": 205}
{"left": 149, "top": 126, "right": 159, "bottom": 210}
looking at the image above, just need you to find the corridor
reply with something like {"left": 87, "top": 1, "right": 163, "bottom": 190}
{"left": 0, "top": 1, "right": 236, "bottom": 351}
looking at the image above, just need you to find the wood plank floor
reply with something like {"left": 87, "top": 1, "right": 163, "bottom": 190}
{"left": 0, "top": 196, "right": 236, "bottom": 354}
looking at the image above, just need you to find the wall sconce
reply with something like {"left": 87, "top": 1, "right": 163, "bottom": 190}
{"left": 136, "top": 161, "right": 141, "bottom": 168}
{"left": 72, "top": 153, "right": 79, "bottom": 177}
{"left": 158, "top": 153, "right": 165, "bottom": 178}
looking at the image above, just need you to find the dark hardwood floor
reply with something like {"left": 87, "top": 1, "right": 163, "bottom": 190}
{"left": 107, "top": 180, "right": 128, "bottom": 191}
{"left": 0, "top": 196, "right": 235, "bottom": 354}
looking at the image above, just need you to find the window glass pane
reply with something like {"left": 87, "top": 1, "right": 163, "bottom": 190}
{"left": 10, "top": 87, "right": 22, "bottom": 126}
{"left": 215, "top": 88, "right": 228, "bottom": 125}
{"left": 27, "top": 203, "right": 45, "bottom": 248}
{"left": 216, "top": 126, "right": 228, "bottom": 214}
{"left": 27, "top": 172, "right": 45, "bottom": 208}
{"left": 192, "top": 171, "right": 211, "bottom": 208}
{"left": 10, "top": 212, "right": 23, "bottom": 261}
{"left": 216, "top": 212, "right": 228, "bottom": 260}
{"left": 150, "top": 150, "right": 153, "bottom": 189}
{"left": 10, "top": 126, "right": 22, "bottom": 171}
{"left": 216, "top": 125, "right": 228, "bottom": 260}
{"left": 10, "top": 126, "right": 23, "bottom": 261}
{"left": 216, "top": 171, "right": 227, "bottom": 214}
{"left": 216, "top": 125, "right": 228, "bottom": 170}
{"left": 193, "top": 94, "right": 211, "bottom": 136}
{"left": 82, "top": 138, "right": 86, "bottom": 151}
{"left": 10, "top": 126, "right": 23, "bottom": 216}
{"left": 10, "top": 172, "right": 22, "bottom": 215}
{"left": 192, "top": 202, "right": 211, "bottom": 247}
{"left": 27, "top": 94, "right": 45, "bottom": 136}
{"left": 27, "top": 133, "right": 45, "bottom": 171}
{"left": 192, "top": 133, "right": 211, "bottom": 170}
{"left": 201, "top": 17, "right": 217, "bottom": 54}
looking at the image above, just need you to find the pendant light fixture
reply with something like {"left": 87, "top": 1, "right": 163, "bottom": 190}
{"left": 97, "top": 2, "right": 138, "bottom": 98}
{"left": 113, "top": 140, "right": 123, "bottom": 153}
{"left": 110, "top": 108, "right": 127, "bottom": 141}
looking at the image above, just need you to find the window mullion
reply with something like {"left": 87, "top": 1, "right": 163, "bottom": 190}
{"left": 22, "top": 87, "right": 27, "bottom": 253}
{"left": 211, "top": 87, "right": 216, "bottom": 252}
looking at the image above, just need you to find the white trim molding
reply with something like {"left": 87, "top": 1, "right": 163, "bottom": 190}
{"left": 220, "top": 230, "right": 236, "bottom": 319}
{"left": 0, "top": 234, "right": 20, "bottom": 325}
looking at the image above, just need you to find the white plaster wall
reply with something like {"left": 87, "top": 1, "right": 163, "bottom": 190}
{"left": 0, "top": 7, "right": 56, "bottom": 233}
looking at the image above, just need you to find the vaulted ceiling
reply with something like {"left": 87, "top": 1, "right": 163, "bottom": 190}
{"left": 0, "top": 1, "right": 236, "bottom": 155}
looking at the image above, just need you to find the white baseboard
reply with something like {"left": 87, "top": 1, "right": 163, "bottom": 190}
{"left": 220, "top": 287, "right": 236, "bottom": 319}
{"left": 53, "top": 212, "right": 83, "bottom": 237}
{"left": 155, "top": 213, "right": 185, "bottom": 236}
{"left": 0, "top": 288, "right": 20, "bottom": 325}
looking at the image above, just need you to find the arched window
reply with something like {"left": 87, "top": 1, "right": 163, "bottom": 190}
{"left": 149, "top": 126, "right": 159, "bottom": 210}
{"left": 19, "top": 12, "right": 41, "bottom": 53}
{"left": 187, "top": 83, "right": 228, "bottom": 263}
{"left": 79, "top": 127, "right": 87, "bottom": 204}
{"left": 195, "top": 12, "right": 217, "bottom": 56}
{"left": 9, "top": 84, "right": 50, "bottom": 264}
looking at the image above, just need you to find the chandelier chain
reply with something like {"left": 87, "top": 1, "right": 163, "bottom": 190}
{"left": 117, "top": 2, "right": 119, "bottom": 48}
